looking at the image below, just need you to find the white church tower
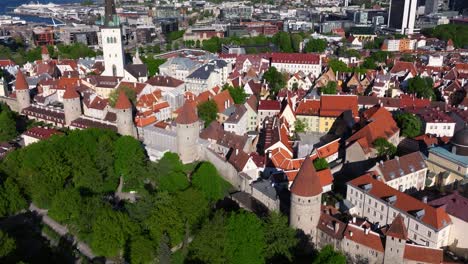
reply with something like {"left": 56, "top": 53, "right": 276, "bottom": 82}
{"left": 101, "top": 0, "right": 125, "bottom": 77}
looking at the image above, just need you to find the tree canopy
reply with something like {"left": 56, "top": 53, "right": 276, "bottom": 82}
{"left": 304, "top": 38, "right": 327, "bottom": 53}
{"left": 197, "top": 100, "right": 218, "bottom": 127}
{"left": 407, "top": 76, "right": 435, "bottom": 100}
{"left": 313, "top": 158, "right": 329, "bottom": 171}
{"left": 0, "top": 230, "right": 15, "bottom": 258}
{"left": 223, "top": 84, "right": 248, "bottom": 104}
{"left": 320, "top": 81, "right": 338, "bottom": 95}
{"left": 0, "top": 103, "right": 17, "bottom": 142}
{"left": 312, "top": 245, "right": 346, "bottom": 264}
{"left": 294, "top": 119, "right": 308, "bottom": 133}
{"left": 141, "top": 57, "right": 166, "bottom": 77}
{"left": 424, "top": 24, "right": 468, "bottom": 48}
{"left": 395, "top": 112, "right": 422, "bottom": 138}
{"left": 263, "top": 67, "right": 286, "bottom": 96}
{"left": 191, "top": 162, "right": 231, "bottom": 202}
{"left": 373, "top": 138, "right": 397, "bottom": 159}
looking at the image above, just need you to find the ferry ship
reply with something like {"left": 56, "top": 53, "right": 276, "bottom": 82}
{"left": 0, "top": 15, "right": 27, "bottom": 26}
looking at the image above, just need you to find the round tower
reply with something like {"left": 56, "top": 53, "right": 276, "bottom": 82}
{"left": 41, "top": 46, "right": 50, "bottom": 61}
{"left": 383, "top": 214, "right": 407, "bottom": 264}
{"left": 290, "top": 156, "right": 323, "bottom": 240}
{"left": 175, "top": 101, "right": 199, "bottom": 164}
{"left": 63, "top": 85, "right": 81, "bottom": 126}
{"left": 15, "top": 70, "right": 30, "bottom": 112}
{"left": 114, "top": 90, "right": 134, "bottom": 137}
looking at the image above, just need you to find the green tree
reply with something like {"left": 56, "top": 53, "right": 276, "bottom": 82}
{"left": 225, "top": 211, "right": 266, "bottom": 264}
{"left": 197, "top": 100, "right": 218, "bottom": 127}
{"left": 373, "top": 138, "right": 397, "bottom": 159}
{"left": 144, "top": 192, "right": 184, "bottom": 246}
{"left": 362, "top": 57, "right": 377, "bottom": 69}
{"left": 129, "top": 235, "right": 156, "bottom": 264}
{"left": 304, "top": 38, "right": 327, "bottom": 53}
{"left": 0, "top": 109, "right": 17, "bottom": 142}
{"left": 114, "top": 136, "right": 147, "bottom": 191}
{"left": 263, "top": 67, "right": 286, "bottom": 96}
{"left": 48, "top": 188, "right": 82, "bottom": 224}
{"left": 91, "top": 208, "right": 133, "bottom": 257}
{"left": 0, "top": 230, "right": 15, "bottom": 258}
{"left": 425, "top": 24, "right": 468, "bottom": 48}
{"left": 313, "top": 158, "right": 329, "bottom": 171}
{"left": 174, "top": 188, "right": 209, "bottom": 229}
{"left": 167, "top": 30, "right": 185, "bottom": 42}
{"left": 407, "top": 76, "right": 435, "bottom": 100}
{"left": 0, "top": 178, "right": 27, "bottom": 217}
{"left": 223, "top": 84, "right": 247, "bottom": 104}
{"left": 395, "top": 112, "right": 422, "bottom": 138}
{"left": 328, "top": 59, "right": 349, "bottom": 73}
{"left": 273, "top": 32, "right": 293, "bottom": 52}
{"left": 294, "top": 119, "right": 307, "bottom": 133}
{"left": 141, "top": 57, "right": 166, "bottom": 77}
{"left": 264, "top": 212, "right": 298, "bottom": 262}
{"left": 202, "top": 37, "right": 222, "bottom": 53}
{"left": 312, "top": 245, "right": 346, "bottom": 264}
{"left": 320, "top": 81, "right": 337, "bottom": 95}
{"left": 191, "top": 162, "right": 231, "bottom": 202}
{"left": 188, "top": 212, "right": 227, "bottom": 264}
{"left": 291, "top": 34, "right": 303, "bottom": 53}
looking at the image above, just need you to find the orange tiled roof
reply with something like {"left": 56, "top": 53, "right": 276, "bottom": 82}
{"left": 290, "top": 156, "right": 323, "bottom": 197}
{"left": 348, "top": 174, "right": 452, "bottom": 230}
{"left": 403, "top": 244, "right": 443, "bottom": 263}
{"left": 320, "top": 95, "right": 358, "bottom": 117}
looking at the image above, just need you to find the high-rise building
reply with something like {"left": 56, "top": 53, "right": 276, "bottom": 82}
{"left": 425, "top": 0, "right": 439, "bottom": 14}
{"left": 101, "top": 0, "right": 125, "bottom": 77}
{"left": 388, "top": 0, "right": 418, "bottom": 35}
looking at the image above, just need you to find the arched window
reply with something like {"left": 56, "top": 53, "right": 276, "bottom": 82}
{"left": 112, "top": 65, "right": 117, "bottom": 77}
{"left": 107, "top": 37, "right": 110, "bottom": 43}
{"left": 113, "top": 37, "right": 117, "bottom": 43}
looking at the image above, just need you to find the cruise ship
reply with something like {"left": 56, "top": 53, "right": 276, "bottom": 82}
{"left": 13, "top": 2, "right": 61, "bottom": 17}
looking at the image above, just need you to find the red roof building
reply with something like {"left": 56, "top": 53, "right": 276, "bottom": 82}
{"left": 114, "top": 91, "right": 132, "bottom": 110}
{"left": 175, "top": 101, "right": 199, "bottom": 124}
{"left": 290, "top": 156, "right": 323, "bottom": 197}
{"left": 15, "top": 70, "right": 29, "bottom": 90}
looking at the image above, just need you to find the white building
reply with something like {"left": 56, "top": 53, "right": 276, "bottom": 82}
{"left": 370, "top": 152, "right": 428, "bottom": 192}
{"left": 346, "top": 174, "right": 452, "bottom": 248}
{"left": 270, "top": 53, "right": 322, "bottom": 78}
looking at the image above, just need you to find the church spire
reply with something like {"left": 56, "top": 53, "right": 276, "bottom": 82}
{"left": 104, "top": 0, "right": 119, "bottom": 27}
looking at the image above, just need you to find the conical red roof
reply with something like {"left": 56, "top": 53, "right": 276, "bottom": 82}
{"left": 15, "top": 70, "right": 29, "bottom": 90}
{"left": 175, "top": 101, "right": 198, "bottom": 124}
{"left": 290, "top": 156, "right": 323, "bottom": 197}
{"left": 41, "top": 46, "right": 49, "bottom": 55}
{"left": 386, "top": 214, "right": 408, "bottom": 240}
{"left": 63, "top": 85, "right": 80, "bottom": 99}
{"left": 114, "top": 90, "right": 132, "bottom": 109}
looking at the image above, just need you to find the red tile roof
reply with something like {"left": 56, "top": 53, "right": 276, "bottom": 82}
{"left": 271, "top": 53, "right": 320, "bottom": 65}
{"left": 146, "top": 75, "right": 184, "bottom": 88}
{"left": 343, "top": 224, "right": 385, "bottom": 252}
{"left": 23, "top": 127, "right": 61, "bottom": 140}
{"left": 296, "top": 99, "right": 320, "bottom": 115}
{"left": 175, "top": 101, "right": 199, "bottom": 124}
{"left": 347, "top": 107, "right": 399, "bottom": 151}
{"left": 348, "top": 174, "right": 452, "bottom": 230}
{"left": 114, "top": 90, "right": 132, "bottom": 109}
{"left": 213, "top": 90, "right": 234, "bottom": 113}
{"left": 290, "top": 156, "right": 323, "bottom": 197}
{"left": 258, "top": 100, "right": 281, "bottom": 111}
{"left": 63, "top": 85, "right": 80, "bottom": 99}
{"left": 15, "top": 70, "right": 29, "bottom": 90}
{"left": 320, "top": 95, "right": 358, "bottom": 117}
{"left": 403, "top": 244, "right": 443, "bottom": 263}
{"left": 386, "top": 214, "right": 408, "bottom": 240}
{"left": 390, "top": 61, "right": 418, "bottom": 76}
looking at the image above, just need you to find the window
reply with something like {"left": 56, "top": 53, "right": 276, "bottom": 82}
{"left": 415, "top": 224, "right": 418, "bottom": 231}
{"left": 428, "top": 231, "right": 431, "bottom": 238}
{"left": 368, "top": 208, "right": 370, "bottom": 213}
{"left": 414, "top": 234, "right": 417, "bottom": 240}
{"left": 381, "top": 205, "right": 384, "bottom": 211}
{"left": 375, "top": 202, "right": 377, "bottom": 207}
